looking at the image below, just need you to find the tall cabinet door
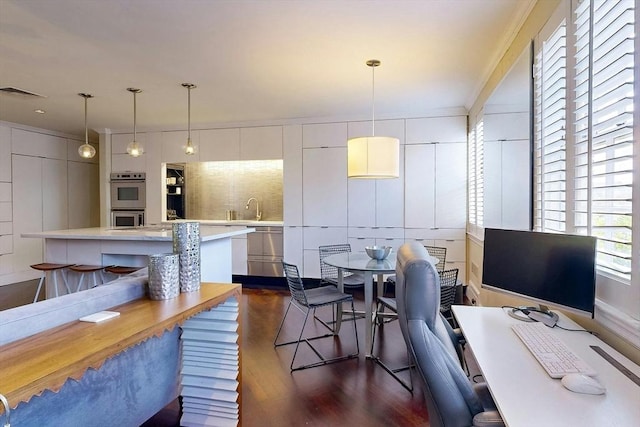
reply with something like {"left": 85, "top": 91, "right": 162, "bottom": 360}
{"left": 404, "top": 144, "right": 436, "bottom": 228}
{"left": 42, "top": 158, "right": 68, "bottom": 231}
{"left": 302, "top": 147, "right": 348, "bottom": 227}
{"left": 12, "top": 155, "right": 43, "bottom": 269}
{"left": 435, "top": 142, "right": 467, "bottom": 228}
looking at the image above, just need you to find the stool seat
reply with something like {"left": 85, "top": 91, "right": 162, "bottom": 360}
{"left": 30, "top": 263, "right": 74, "bottom": 303}
{"left": 104, "top": 266, "right": 142, "bottom": 276}
{"left": 69, "top": 264, "right": 105, "bottom": 273}
{"left": 31, "top": 263, "right": 74, "bottom": 271}
{"left": 70, "top": 264, "right": 106, "bottom": 292}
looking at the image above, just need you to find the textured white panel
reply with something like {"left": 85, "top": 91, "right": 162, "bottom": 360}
{"left": 180, "top": 297, "right": 240, "bottom": 427}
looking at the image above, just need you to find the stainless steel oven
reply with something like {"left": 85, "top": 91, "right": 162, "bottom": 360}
{"left": 111, "top": 210, "right": 145, "bottom": 227}
{"left": 110, "top": 172, "right": 146, "bottom": 210}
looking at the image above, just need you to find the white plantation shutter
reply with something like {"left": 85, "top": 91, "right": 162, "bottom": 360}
{"left": 573, "top": 0, "right": 634, "bottom": 281}
{"left": 468, "top": 119, "right": 484, "bottom": 232}
{"left": 534, "top": 21, "right": 567, "bottom": 233}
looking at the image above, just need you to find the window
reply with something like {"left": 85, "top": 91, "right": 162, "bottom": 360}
{"left": 468, "top": 118, "right": 484, "bottom": 234}
{"left": 534, "top": 20, "right": 567, "bottom": 233}
{"left": 573, "top": 0, "right": 634, "bottom": 282}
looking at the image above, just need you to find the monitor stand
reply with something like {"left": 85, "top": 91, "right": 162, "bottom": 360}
{"left": 507, "top": 305, "right": 559, "bottom": 327}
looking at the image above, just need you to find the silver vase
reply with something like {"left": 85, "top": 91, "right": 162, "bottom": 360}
{"left": 147, "top": 253, "right": 179, "bottom": 300}
{"left": 172, "top": 222, "right": 201, "bottom": 292}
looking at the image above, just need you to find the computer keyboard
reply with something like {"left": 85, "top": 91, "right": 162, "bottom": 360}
{"left": 511, "top": 322, "right": 597, "bottom": 378}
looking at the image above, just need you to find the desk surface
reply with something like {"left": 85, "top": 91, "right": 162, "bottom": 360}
{"left": 453, "top": 306, "right": 640, "bottom": 427}
{"left": 1, "top": 283, "right": 241, "bottom": 408}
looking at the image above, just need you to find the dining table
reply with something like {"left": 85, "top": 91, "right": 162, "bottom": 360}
{"left": 323, "top": 251, "right": 438, "bottom": 357}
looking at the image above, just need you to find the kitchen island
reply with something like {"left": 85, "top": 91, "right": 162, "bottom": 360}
{"left": 22, "top": 225, "right": 253, "bottom": 298}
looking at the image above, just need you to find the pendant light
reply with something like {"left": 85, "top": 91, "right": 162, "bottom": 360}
{"left": 126, "top": 88, "right": 144, "bottom": 157}
{"left": 77, "top": 93, "right": 96, "bottom": 159}
{"left": 347, "top": 59, "right": 399, "bottom": 178}
{"left": 182, "top": 83, "right": 197, "bottom": 155}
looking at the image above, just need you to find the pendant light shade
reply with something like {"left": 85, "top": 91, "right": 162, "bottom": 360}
{"left": 126, "top": 88, "right": 143, "bottom": 157}
{"left": 77, "top": 93, "right": 96, "bottom": 159}
{"left": 182, "top": 83, "right": 197, "bottom": 155}
{"left": 347, "top": 59, "right": 399, "bottom": 179}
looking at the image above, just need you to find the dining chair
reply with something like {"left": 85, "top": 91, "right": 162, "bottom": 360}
{"left": 318, "top": 244, "right": 365, "bottom": 288}
{"left": 395, "top": 242, "right": 503, "bottom": 427}
{"left": 274, "top": 261, "right": 360, "bottom": 371}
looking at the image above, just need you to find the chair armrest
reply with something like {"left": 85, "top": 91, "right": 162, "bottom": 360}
{"left": 472, "top": 410, "right": 504, "bottom": 427}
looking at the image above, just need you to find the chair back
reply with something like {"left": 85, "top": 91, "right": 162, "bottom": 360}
{"left": 282, "top": 261, "right": 308, "bottom": 307}
{"left": 318, "top": 244, "right": 352, "bottom": 284}
{"left": 424, "top": 245, "right": 447, "bottom": 273}
{"left": 395, "top": 242, "right": 483, "bottom": 427}
{"left": 439, "top": 268, "right": 459, "bottom": 314}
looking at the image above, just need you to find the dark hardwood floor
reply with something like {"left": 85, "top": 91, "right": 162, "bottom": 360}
{"left": 144, "top": 287, "right": 435, "bottom": 426}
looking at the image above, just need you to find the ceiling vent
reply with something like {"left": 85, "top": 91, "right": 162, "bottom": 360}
{"left": 0, "top": 86, "right": 47, "bottom": 98}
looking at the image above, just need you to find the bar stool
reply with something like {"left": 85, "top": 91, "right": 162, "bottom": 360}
{"left": 104, "top": 265, "right": 142, "bottom": 278}
{"left": 31, "top": 263, "right": 74, "bottom": 303}
{"left": 69, "top": 265, "right": 105, "bottom": 292}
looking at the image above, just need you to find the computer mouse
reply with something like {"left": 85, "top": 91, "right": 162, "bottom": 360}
{"left": 561, "top": 373, "right": 606, "bottom": 395}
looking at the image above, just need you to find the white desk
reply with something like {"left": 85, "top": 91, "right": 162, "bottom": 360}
{"left": 452, "top": 306, "right": 640, "bottom": 427}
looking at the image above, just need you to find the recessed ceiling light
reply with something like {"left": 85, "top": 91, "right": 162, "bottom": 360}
{"left": 34, "top": 109, "right": 46, "bottom": 114}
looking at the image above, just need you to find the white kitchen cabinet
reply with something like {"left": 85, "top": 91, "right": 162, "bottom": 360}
{"left": 0, "top": 125, "right": 11, "bottom": 182}
{"left": 12, "top": 155, "right": 43, "bottom": 270}
{"left": 11, "top": 128, "right": 67, "bottom": 160}
{"left": 162, "top": 130, "right": 201, "bottom": 163}
{"left": 283, "top": 125, "right": 303, "bottom": 226}
{"left": 406, "top": 116, "right": 467, "bottom": 144}
{"left": 68, "top": 161, "right": 100, "bottom": 229}
{"left": 232, "top": 234, "right": 248, "bottom": 275}
{"left": 404, "top": 228, "right": 466, "bottom": 281}
{"left": 302, "top": 147, "right": 348, "bottom": 226}
{"left": 405, "top": 142, "right": 466, "bottom": 229}
{"left": 303, "top": 226, "right": 348, "bottom": 278}
{"left": 302, "top": 122, "right": 347, "bottom": 148}
{"left": 346, "top": 119, "right": 406, "bottom": 227}
{"left": 111, "top": 133, "right": 147, "bottom": 172}
{"left": 435, "top": 142, "right": 467, "bottom": 228}
{"left": 283, "top": 225, "right": 304, "bottom": 274}
{"left": 198, "top": 128, "right": 241, "bottom": 161}
{"left": 42, "top": 158, "right": 68, "bottom": 231}
{"left": 240, "top": 126, "right": 283, "bottom": 160}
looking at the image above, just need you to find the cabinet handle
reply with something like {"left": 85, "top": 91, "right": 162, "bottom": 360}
{"left": 357, "top": 237, "right": 365, "bottom": 240}
{"left": 384, "top": 238, "right": 393, "bottom": 241}
{"left": 446, "top": 239, "right": 455, "bottom": 242}
{"left": 320, "top": 226, "right": 329, "bottom": 229}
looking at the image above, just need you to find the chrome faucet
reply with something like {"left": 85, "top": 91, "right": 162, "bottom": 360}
{"left": 245, "top": 197, "right": 262, "bottom": 221}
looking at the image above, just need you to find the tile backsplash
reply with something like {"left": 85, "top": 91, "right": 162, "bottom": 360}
{"left": 185, "top": 160, "right": 283, "bottom": 221}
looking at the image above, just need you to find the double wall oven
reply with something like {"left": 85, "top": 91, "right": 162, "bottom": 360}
{"left": 110, "top": 172, "right": 146, "bottom": 227}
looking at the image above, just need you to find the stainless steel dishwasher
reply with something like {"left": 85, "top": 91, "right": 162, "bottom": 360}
{"left": 247, "top": 226, "right": 283, "bottom": 276}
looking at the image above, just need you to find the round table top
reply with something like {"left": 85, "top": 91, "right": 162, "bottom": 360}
{"left": 323, "top": 252, "right": 438, "bottom": 273}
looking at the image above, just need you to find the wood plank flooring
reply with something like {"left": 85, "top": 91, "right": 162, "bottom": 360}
{"left": 144, "top": 287, "right": 433, "bottom": 426}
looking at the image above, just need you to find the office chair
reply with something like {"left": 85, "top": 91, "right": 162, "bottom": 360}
{"left": 274, "top": 261, "right": 359, "bottom": 371}
{"left": 371, "top": 268, "right": 464, "bottom": 391}
{"left": 395, "top": 242, "right": 504, "bottom": 427}
{"left": 384, "top": 245, "right": 447, "bottom": 295}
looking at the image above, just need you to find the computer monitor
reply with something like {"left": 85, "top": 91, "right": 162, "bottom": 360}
{"left": 482, "top": 228, "right": 597, "bottom": 317}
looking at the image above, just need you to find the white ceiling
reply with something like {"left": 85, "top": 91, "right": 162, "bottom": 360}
{"left": 0, "top": 0, "right": 534, "bottom": 137}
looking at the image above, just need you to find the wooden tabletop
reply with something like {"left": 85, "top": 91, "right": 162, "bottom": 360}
{"left": 1, "top": 282, "right": 241, "bottom": 408}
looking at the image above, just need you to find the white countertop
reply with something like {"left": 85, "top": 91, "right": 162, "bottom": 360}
{"left": 22, "top": 225, "right": 254, "bottom": 242}
{"left": 167, "top": 219, "right": 283, "bottom": 227}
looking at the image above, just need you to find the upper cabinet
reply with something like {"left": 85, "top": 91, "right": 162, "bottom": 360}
{"left": 406, "top": 116, "right": 467, "bottom": 144}
{"left": 283, "top": 125, "right": 303, "bottom": 226}
{"left": 200, "top": 128, "right": 241, "bottom": 161}
{"left": 12, "top": 128, "right": 67, "bottom": 160}
{"left": 347, "top": 119, "right": 405, "bottom": 227}
{"left": 111, "top": 133, "right": 147, "bottom": 172}
{"left": 162, "top": 130, "right": 201, "bottom": 163}
{"left": 302, "top": 122, "right": 348, "bottom": 148}
{"left": 0, "top": 125, "right": 11, "bottom": 182}
{"left": 240, "top": 126, "right": 283, "bottom": 160}
{"left": 303, "top": 147, "right": 348, "bottom": 226}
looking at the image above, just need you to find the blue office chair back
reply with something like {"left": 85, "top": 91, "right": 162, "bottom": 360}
{"left": 395, "top": 242, "right": 485, "bottom": 427}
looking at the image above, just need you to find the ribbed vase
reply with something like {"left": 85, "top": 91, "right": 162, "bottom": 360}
{"left": 147, "top": 253, "right": 179, "bottom": 300}
{"left": 172, "top": 222, "right": 201, "bottom": 292}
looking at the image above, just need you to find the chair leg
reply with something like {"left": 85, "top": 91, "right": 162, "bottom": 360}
{"left": 274, "top": 300, "right": 294, "bottom": 346}
{"left": 33, "top": 275, "right": 45, "bottom": 303}
{"left": 76, "top": 272, "right": 87, "bottom": 292}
